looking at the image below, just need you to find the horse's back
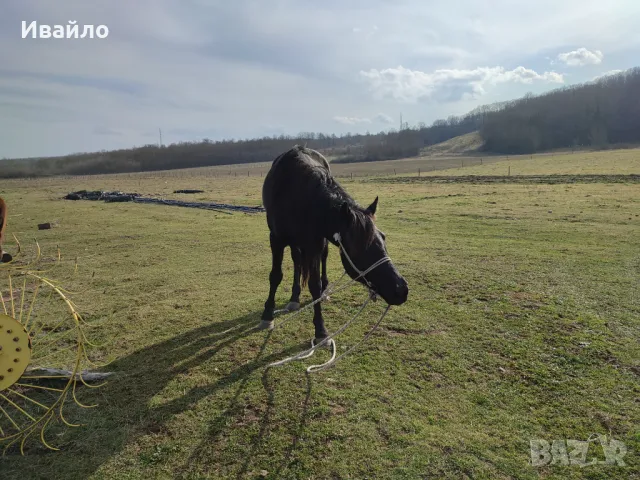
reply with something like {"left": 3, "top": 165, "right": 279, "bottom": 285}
{"left": 262, "top": 146, "right": 332, "bottom": 240}
{"left": 269, "top": 145, "right": 330, "bottom": 173}
{"left": 263, "top": 145, "right": 330, "bottom": 203}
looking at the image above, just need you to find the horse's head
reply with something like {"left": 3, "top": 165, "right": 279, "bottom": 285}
{"left": 335, "top": 197, "right": 408, "bottom": 306}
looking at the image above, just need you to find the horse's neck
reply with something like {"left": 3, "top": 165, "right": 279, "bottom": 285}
{"left": 320, "top": 195, "right": 356, "bottom": 243}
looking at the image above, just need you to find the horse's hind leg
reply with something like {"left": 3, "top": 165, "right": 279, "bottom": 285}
{"left": 260, "top": 232, "right": 285, "bottom": 328}
{"left": 286, "top": 247, "right": 302, "bottom": 312}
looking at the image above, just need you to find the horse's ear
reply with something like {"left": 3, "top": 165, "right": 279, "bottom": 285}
{"left": 365, "top": 196, "right": 378, "bottom": 217}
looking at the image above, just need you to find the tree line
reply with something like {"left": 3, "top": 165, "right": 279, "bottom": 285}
{"left": 1, "top": 67, "right": 638, "bottom": 178}
{"left": 0, "top": 115, "right": 481, "bottom": 178}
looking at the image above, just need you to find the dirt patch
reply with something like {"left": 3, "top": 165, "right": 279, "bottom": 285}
{"left": 378, "top": 325, "right": 446, "bottom": 337}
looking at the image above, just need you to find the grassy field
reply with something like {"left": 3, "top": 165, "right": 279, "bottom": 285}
{"left": 420, "top": 148, "right": 640, "bottom": 177}
{"left": 0, "top": 149, "right": 638, "bottom": 479}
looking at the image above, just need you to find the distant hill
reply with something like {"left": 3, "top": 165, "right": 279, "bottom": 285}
{"left": 479, "top": 67, "right": 640, "bottom": 154}
{"left": 419, "top": 132, "right": 483, "bottom": 156}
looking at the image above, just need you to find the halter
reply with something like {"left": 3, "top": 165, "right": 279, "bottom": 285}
{"left": 266, "top": 231, "right": 393, "bottom": 373}
{"left": 332, "top": 232, "right": 391, "bottom": 299}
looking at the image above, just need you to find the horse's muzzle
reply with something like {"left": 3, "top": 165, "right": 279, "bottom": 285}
{"left": 389, "top": 279, "right": 409, "bottom": 305}
{"left": 378, "top": 277, "right": 408, "bottom": 306}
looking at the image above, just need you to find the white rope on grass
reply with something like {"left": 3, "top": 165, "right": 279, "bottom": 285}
{"left": 267, "top": 232, "right": 393, "bottom": 373}
{"left": 306, "top": 304, "right": 390, "bottom": 373}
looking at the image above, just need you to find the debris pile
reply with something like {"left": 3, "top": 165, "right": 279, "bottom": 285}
{"left": 64, "top": 190, "right": 265, "bottom": 214}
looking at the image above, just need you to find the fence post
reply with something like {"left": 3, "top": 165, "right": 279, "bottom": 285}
{"left": 418, "top": 168, "right": 421, "bottom": 177}
{"left": 508, "top": 166, "right": 511, "bottom": 176}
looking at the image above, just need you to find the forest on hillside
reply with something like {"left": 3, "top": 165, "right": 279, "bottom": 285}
{"left": 480, "top": 67, "right": 640, "bottom": 153}
{"left": 1, "top": 68, "right": 638, "bottom": 178}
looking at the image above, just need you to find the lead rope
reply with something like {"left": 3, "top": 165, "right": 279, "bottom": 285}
{"left": 267, "top": 233, "right": 392, "bottom": 373}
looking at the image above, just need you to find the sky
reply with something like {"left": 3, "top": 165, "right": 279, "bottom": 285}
{"left": 1, "top": 0, "right": 639, "bottom": 159}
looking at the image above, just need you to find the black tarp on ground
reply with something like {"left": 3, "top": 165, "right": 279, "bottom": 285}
{"left": 64, "top": 190, "right": 265, "bottom": 214}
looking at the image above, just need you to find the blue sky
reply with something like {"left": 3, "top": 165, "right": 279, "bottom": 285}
{"left": 1, "top": 0, "right": 639, "bottom": 159}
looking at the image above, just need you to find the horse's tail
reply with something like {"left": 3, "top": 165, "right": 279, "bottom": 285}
{"left": 300, "top": 251, "right": 314, "bottom": 289}
{"left": 299, "top": 250, "right": 320, "bottom": 289}
{"left": 299, "top": 240, "right": 328, "bottom": 288}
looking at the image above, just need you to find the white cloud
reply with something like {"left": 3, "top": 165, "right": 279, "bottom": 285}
{"left": 333, "top": 113, "right": 395, "bottom": 126}
{"left": 360, "top": 65, "right": 564, "bottom": 103}
{"left": 352, "top": 24, "right": 378, "bottom": 39}
{"left": 557, "top": 48, "right": 604, "bottom": 66}
{"left": 333, "top": 116, "right": 372, "bottom": 125}
{"left": 374, "top": 113, "right": 394, "bottom": 124}
{"left": 593, "top": 69, "right": 624, "bottom": 81}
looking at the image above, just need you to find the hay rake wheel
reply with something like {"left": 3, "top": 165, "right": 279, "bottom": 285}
{"left": 0, "top": 236, "right": 107, "bottom": 455}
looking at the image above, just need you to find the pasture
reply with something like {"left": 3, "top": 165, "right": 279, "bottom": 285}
{"left": 1, "top": 149, "right": 638, "bottom": 479}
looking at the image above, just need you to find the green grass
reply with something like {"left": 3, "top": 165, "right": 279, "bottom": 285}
{"left": 0, "top": 148, "right": 638, "bottom": 479}
{"left": 422, "top": 148, "right": 640, "bottom": 176}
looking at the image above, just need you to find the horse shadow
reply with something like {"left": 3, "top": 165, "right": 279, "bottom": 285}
{"left": 2, "top": 310, "right": 315, "bottom": 480}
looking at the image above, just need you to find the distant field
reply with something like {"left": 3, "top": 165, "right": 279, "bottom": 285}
{"left": 1, "top": 148, "right": 638, "bottom": 479}
{"left": 9, "top": 146, "right": 637, "bottom": 185}
{"left": 419, "top": 131, "right": 484, "bottom": 156}
{"left": 421, "top": 148, "right": 640, "bottom": 177}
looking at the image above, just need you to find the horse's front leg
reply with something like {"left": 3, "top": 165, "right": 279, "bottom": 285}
{"left": 260, "top": 233, "right": 285, "bottom": 328}
{"left": 320, "top": 240, "right": 329, "bottom": 297}
{"left": 308, "top": 258, "right": 329, "bottom": 341}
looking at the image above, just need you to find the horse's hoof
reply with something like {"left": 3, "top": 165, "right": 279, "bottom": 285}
{"left": 313, "top": 337, "right": 333, "bottom": 349}
{"left": 285, "top": 301, "right": 300, "bottom": 312}
{"left": 258, "top": 320, "right": 274, "bottom": 330}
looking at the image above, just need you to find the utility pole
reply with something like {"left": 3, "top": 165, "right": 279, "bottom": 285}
{"left": 159, "top": 128, "right": 163, "bottom": 147}
{"left": 400, "top": 113, "right": 403, "bottom": 131}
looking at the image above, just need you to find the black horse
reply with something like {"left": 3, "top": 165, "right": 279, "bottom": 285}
{"left": 260, "top": 145, "right": 408, "bottom": 341}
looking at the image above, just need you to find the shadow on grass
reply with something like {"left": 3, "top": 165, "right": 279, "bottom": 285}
{"left": 1, "top": 311, "right": 314, "bottom": 480}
